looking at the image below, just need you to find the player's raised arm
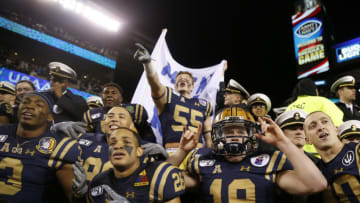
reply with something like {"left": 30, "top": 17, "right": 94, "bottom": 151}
{"left": 257, "top": 117, "right": 327, "bottom": 194}
{"left": 134, "top": 43, "right": 167, "bottom": 113}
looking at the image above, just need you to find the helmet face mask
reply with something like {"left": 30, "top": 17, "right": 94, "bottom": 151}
{"left": 212, "top": 115, "right": 257, "bottom": 157}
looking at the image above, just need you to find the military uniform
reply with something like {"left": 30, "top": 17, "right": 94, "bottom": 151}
{"left": 0, "top": 100, "right": 14, "bottom": 122}
{"left": 47, "top": 62, "right": 88, "bottom": 123}
{"left": 331, "top": 75, "right": 360, "bottom": 122}
{"left": 335, "top": 102, "right": 360, "bottom": 121}
{"left": 215, "top": 79, "right": 249, "bottom": 115}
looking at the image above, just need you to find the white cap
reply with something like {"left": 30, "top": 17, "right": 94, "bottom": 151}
{"left": 49, "top": 62, "right": 77, "bottom": 80}
{"left": 248, "top": 93, "right": 272, "bottom": 113}
{"left": 86, "top": 96, "right": 103, "bottom": 108}
{"left": 330, "top": 75, "right": 355, "bottom": 94}
{"left": 338, "top": 120, "right": 360, "bottom": 140}
{"left": 275, "top": 109, "right": 308, "bottom": 129}
{"left": 0, "top": 81, "right": 15, "bottom": 95}
{"left": 226, "top": 79, "right": 250, "bottom": 98}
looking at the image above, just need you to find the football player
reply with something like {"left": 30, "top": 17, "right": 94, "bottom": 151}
{"left": 304, "top": 111, "right": 360, "bottom": 202}
{"left": 53, "top": 106, "right": 168, "bottom": 187}
{"left": 134, "top": 43, "right": 213, "bottom": 150}
{"left": 78, "top": 106, "right": 140, "bottom": 185}
{"left": 182, "top": 106, "right": 327, "bottom": 202}
{"left": 86, "top": 127, "right": 186, "bottom": 202}
{"left": 0, "top": 92, "right": 81, "bottom": 202}
{"left": 82, "top": 82, "right": 155, "bottom": 142}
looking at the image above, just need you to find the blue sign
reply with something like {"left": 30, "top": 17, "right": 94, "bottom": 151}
{"left": 333, "top": 36, "right": 360, "bottom": 63}
{"left": 291, "top": 5, "right": 329, "bottom": 79}
{"left": 0, "top": 16, "right": 116, "bottom": 69}
{"left": 0, "top": 67, "right": 94, "bottom": 99}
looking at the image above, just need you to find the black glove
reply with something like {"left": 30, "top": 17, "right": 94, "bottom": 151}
{"left": 51, "top": 121, "right": 87, "bottom": 139}
{"left": 72, "top": 161, "right": 88, "bottom": 197}
{"left": 134, "top": 43, "right": 151, "bottom": 64}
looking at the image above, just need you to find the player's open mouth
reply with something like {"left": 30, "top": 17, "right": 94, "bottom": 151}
{"left": 109, "top": 125, "right": 120, "bottom": 130}
{"left": 21, "top": 111, "right": 34, "bottom": 119}
{"left": 319, "top": 133, "right": 328, "bottom": 139}
{"left": 112, "top": 151, "right": 126, "bottom": 159}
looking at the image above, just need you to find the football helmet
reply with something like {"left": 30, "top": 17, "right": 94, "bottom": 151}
{"left": 212, "top": 106, "right": 258, "bottom": 156}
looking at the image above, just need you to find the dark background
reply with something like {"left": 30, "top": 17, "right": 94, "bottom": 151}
{"left": 0, "top": 0, "right": 359, "bottom": 108}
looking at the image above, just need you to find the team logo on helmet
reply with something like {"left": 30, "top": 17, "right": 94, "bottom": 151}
{"left": 36, "top": 137, "right": 56, "bottom": 154}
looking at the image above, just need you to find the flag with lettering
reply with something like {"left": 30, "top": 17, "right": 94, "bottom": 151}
{"left": 131, "top": 29, "right": 225, "bottom": 144}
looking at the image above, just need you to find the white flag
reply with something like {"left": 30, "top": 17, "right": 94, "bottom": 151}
{"left": 131, "top": 29, "right": 225, "bottom": 144}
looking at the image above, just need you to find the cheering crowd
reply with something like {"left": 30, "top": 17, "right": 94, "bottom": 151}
{"left": 0, "top": 43, "right": 359, "bottom": 203}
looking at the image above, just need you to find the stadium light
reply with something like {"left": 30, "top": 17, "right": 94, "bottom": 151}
{"left": 47, "top": 0, "right": 122, "bottom": 32}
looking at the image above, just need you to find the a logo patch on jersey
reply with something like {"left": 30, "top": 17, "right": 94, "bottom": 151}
{"left": 36, "top": 137, "right": 56, "bottom": 154}
{"left": 91, "top": 186, "right": 104, "bottom": 196}
{"left": 91, "top": 113, "right": 101, "bottom": 119}
{"left": 199, "top": 99, "right": 207, "bottom": 107}
{"left": 250, "top": 154, "right": 270, "bottom": 167}
{"left": 199, "top": 159, "right": 215, "bottom": 167}
{"left": 126, "top": 106, "right": 134, "bottom": 113}
{"left": 134, "top": 169, "right": 149, "bottom": 187}
{"left": 0, "top": 135, "right": 8, "bottom": 142}
{"left": 342, "top": 151, "right": 355, "bottom": 166}
{"left": 78, "top": 139, "right": 93, "bottom": 147}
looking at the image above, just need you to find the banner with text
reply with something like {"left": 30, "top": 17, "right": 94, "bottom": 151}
{"left": 0, "top": 67, "right": 94, "bottom": 99}
{"left": 131, "top": 30, "right": 225, "bottom": 144}
{"left": 292, "top": 5, "right": 329, "bottom": 79}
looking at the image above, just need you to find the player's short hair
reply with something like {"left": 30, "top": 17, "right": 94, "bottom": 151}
{"left": 110, "top": 127, "right": 141, "bottom": 146}
{"left": 176, "top": 71, "right": 194, "bottom": 85}
{"left": 16, "top": 80, "right": 36, "bottom": 91}
{"left": 103, "top": 82, "right": 124, "bottom": 96}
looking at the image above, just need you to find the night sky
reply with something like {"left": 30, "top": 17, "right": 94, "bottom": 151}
{"left": 1, "top": 0, "right": 359, "bottom": 109}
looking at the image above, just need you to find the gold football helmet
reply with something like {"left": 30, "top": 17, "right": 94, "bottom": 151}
{"left": 212, "top": 105, "right": 258, "bottom": 156}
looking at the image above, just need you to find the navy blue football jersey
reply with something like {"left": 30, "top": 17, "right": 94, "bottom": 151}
{"left": 0, "top": 100, "right": 14, "bottom": 122}
{"left": 187, "top": 148, "right": 293, "bottom": 203}
{"left": 78, "top": 133, "right": 112, "bottom": 184}
{"left": 78, "top": 133, "right": 152, "bottom": 185}
{"left": 319, "top": 142, "right": 360, "bottom": 202}
{"left": 88, "top": 160, "right": 185, "bottom": 203}
{"left": 159, "top": 87, "right": 213, "bottom": 145}
{"left": 82, "top": 104, "right": 153, "bottom": 141}
{"left": 0, "top": 124, "right": 81, "bottom": 202}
